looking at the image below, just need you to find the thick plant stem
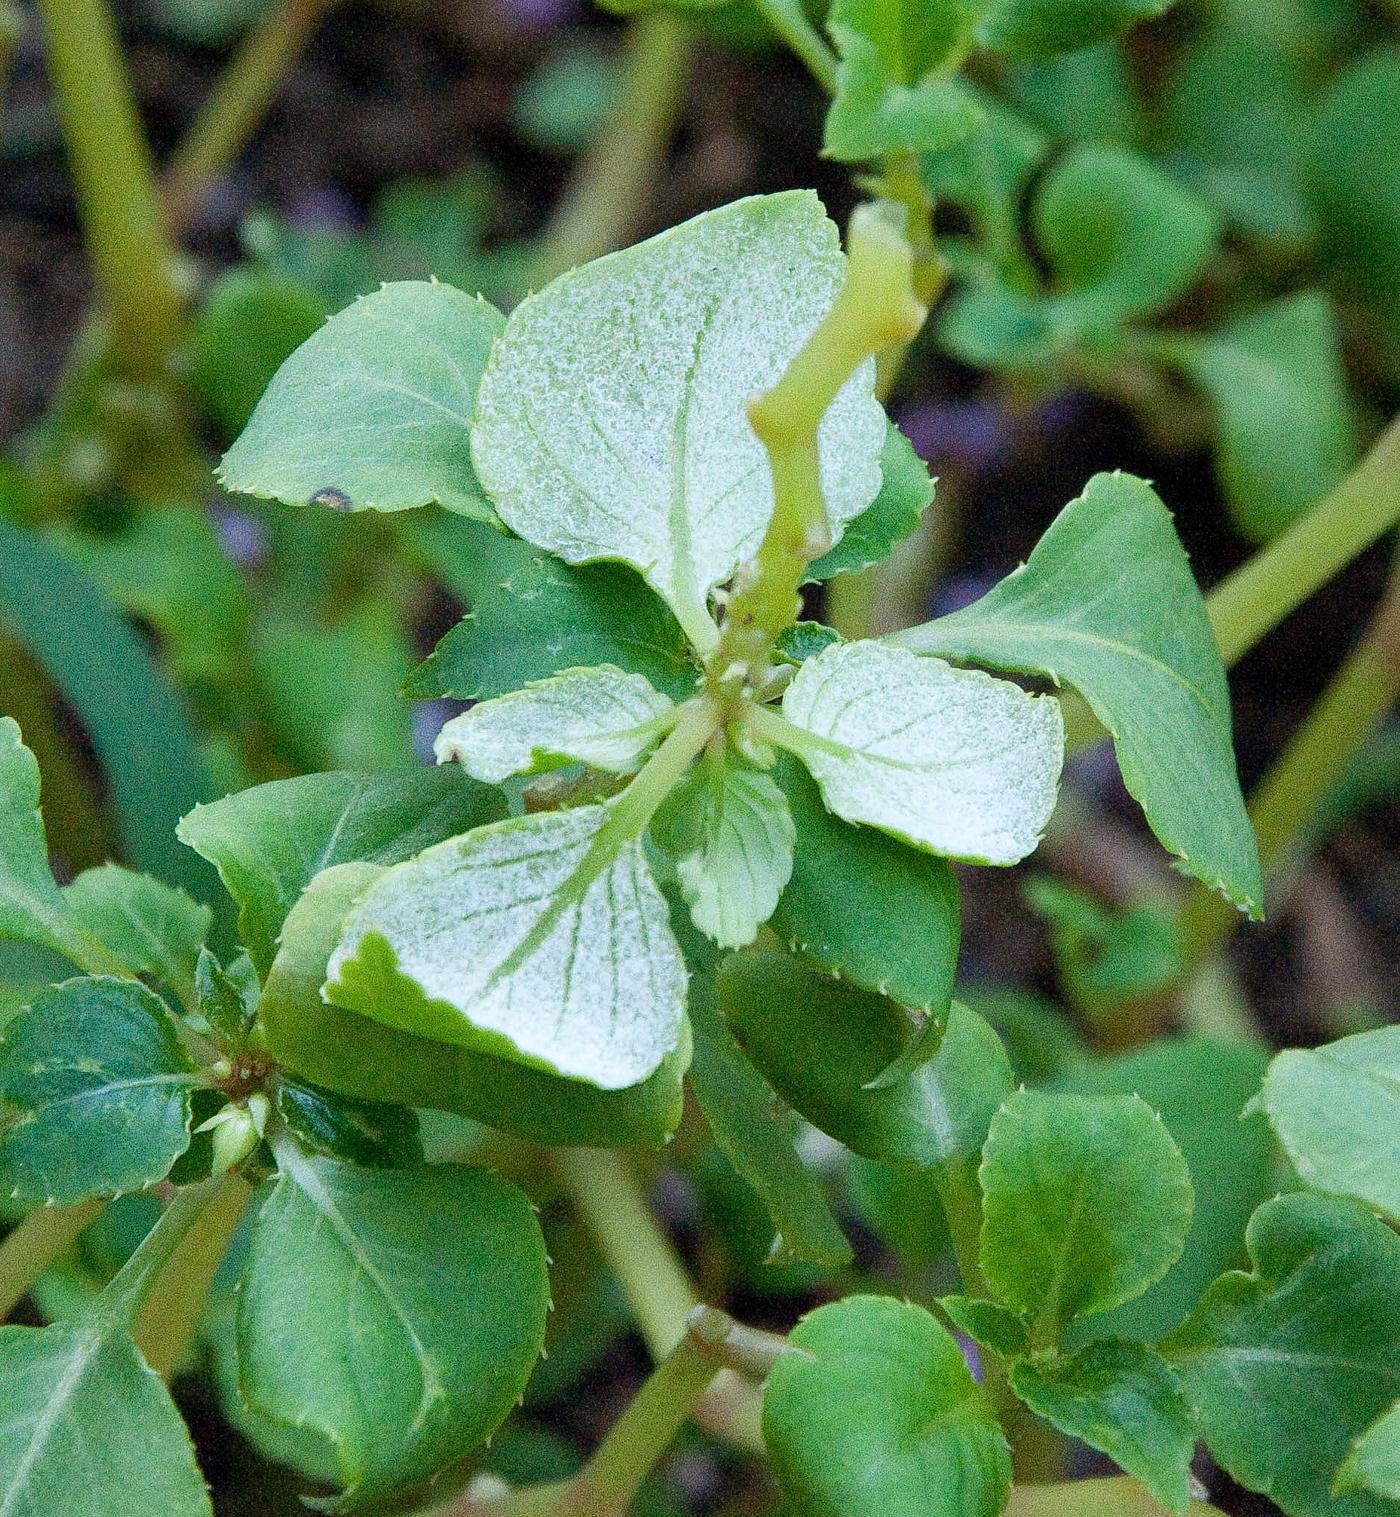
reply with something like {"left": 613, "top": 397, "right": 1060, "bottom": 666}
{"left": 750, "top": 0, "right": 839, "bottom": 90}
{"left": 34, "top": 0, "right": 185, "bottom": 385}
{"left": 163, "top": 0, "right": 338, "bottom": 226}
{"left": 530, "top": 10, "right": 693, "bottom": 288}
{"left": 132, "top": 1171, "right": 253, "bottom": 1377}
{"left": 0, "top": 1198, "right": 105, "bottom": 1321}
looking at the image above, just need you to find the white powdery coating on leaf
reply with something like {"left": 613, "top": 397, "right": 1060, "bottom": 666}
{"left": 433, "top": 666, "right": 676, "bottom": 783}
{"left": 326, "top": 805, "right": 686, "bottom": 1089}
{"left": 781, "top": 641, "right": 1064, "bottom": 865}
{"left": 470, "top": 191, "right": 886, "bottom": 632}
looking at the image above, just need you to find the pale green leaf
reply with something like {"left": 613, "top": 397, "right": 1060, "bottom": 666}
{"left": 219, "top": 280, "right": 504, "bottom": 519}
{"left": 891, "top": 472, "right": 1262, "bottom": 916}
{"left": 779, "top": 639, "right": 1063, "bottom": 865}
{"left": 1339, "top": 1402, "right": 1400, "bottom": 1502}
{"left": 764, "top": 1295, "right": 1011, "bottom": 1517}
{"left": 804, "top": 422, "right": 936, "bottom": 582}
{"left": 470, "top": 192, "right": 885, "bottom": 649}
{"left": 433, "top": 666, "right": 676, "bottom": 784}
{"left": 61, "top": 865, "right": 211, "bottom": 996}
{"left": 239, "top": 1145, "right": 548, "bottom": 1509}
{"left": 325, "top": 805, "right": 686, "bottom": 1089}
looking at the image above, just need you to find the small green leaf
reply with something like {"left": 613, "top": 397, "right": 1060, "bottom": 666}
{"left": 1338, "top": 1402, "right": 1400, "bottom": 1502}
{"left": 220, "top": 280, "right": 504, "bottom": 520}
{"left": 775, "top": 622, "right": 842, "bottom": 665}
{"left": 688, "top": 968, "right": 851, "bottom": 1268}
{"left": 940, "top": 1295, "right": 1029, "bottom": 1357}
{"left": 178, "top": 767, "right": 505, "bottom": 977}
{"left": 893, "top": 471, "right": 1262, "bottom": 916}
{"left": 196, "top": 947, "right": 258, "bottom": 1048}
{"left": 239, "top": 1145, "right": 548, "bottom": 1510}
{"left": 471, "top": 192, "right": 885, "bottom": 649}
{"left": 433, "top": 666, "right": 677, "bottom": 784}
{"left": 921, "top": 88, "right": 1047, "bottom": 255}
{"left": 979, "top": 1089, "right": 1193, "bottom": 1335}
{"left": 274, "top": 1081, "right": 423, "bottom": 1169}
{"left": 257, "top": 864, "right": 689, "bottom": 1147}
{"left": 1168, "top": 1193, "right": 1400, "bottom": 1517}
{"left": 653, "top": 747, "right": 795, "bottom": 948}
{"left": 721, "top": 957, "right": 1012, "bottom": 1171}
{"left": 976, "top": 0, "right": 1172, "bottom": 62}
{"left": 780, "top": 639, "right": 1063, "bottom": 864}
{"left": 0, "top": 1318, "right": 212, "bottom": 1517}
{"left": 764, "top": 1295, "right": 1012, "bottom": 1517}
{"left": 805, "top": 422, "right": 936, "bottom": 582}
{"left": 62, "top": 864, "right": 211, "bottom": 996}
{"left": 1009, "top": 1341, "right": 1195, "bottom": 1514}
{"left": 325, "top": 805, "right": 686, "bottom": 1090}
{"left": 404, "top": 528, "right": 699, "bottom": 703}
{"left": 1258, "top": 1025, "right": 1400, "bottom": 1225}
{"left": 771, "top": 752, "right": 960, "bottom": 1011}
{"left": 0, "top": 977, "right": 199, "bottom": 1203}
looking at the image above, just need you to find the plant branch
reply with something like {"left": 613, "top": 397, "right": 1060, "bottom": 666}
{"left": 0, "top": 1197, "right": 106, "bottom": 1321}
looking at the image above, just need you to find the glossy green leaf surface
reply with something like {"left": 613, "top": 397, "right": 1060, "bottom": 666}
{"left": 220, "top": 280, "right": 504, "bottom": 520}
{"left": 764, "top": 1295, "right": 1011, "bottom": 1517}
{"left": 239, "top": 1147, "right": 548, "bottom": 1510}
{"left": 804, "top": 422, "right": 936, "bottom": 582}
{"left": 274, "top": 1081, "right": 423, "bottom": 1169}
{"left": 893, "top": 471, "right": 1262, "bottom": 916}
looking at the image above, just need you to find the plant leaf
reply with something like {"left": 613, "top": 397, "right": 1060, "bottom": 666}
{"left": 1257, "top": 1025, "right": 1400, "bottom": 1225}
{"left": 470, "top": 191, "right": 886, "bottom": 649}
{"left": 178, "top": 768, "right": 505, "bottom": 977}
{"left": 0, "top": 1318, "right": 212, "bottom": 1517}
{"left": 1167, "top": 1193, "right": 1400, "bottom": 1517}
{"left": 804, "top": 422, "right": 936, "bottom": 582}
{"left": 0, "top": 977, "right": 199, "bottom": 1203}
{"left": 892, "top": 471, "right": 1262, "bottom": 916}
{"left": 62, "top": 864, "right": 211, "bottom": 996}
{"left": 771, "top": 753, "right": 960, "bottom": 1012}
{"left": 975, "top": 0, "right": 1171, "bottom": 64}
{"left": 274, "top": 1081, "right": 423, "bottom": 1170}
{"left": 433, "top": 665, "right": 677, "bottom": 784}
{"left": 779, "top": 639, "right": 1063, "bottom": 864}
{"left": 1009, "top": 1341, "right": 1195, "bottom": 1514}
{"left": 239, "top": 1146, "right": 548, "bottom": 1510}
{"left": 324, "top": 804, "right": 687, "bottom": 1090}
{"left": 979, "top": 1089, "right": 1193, "bottom": 1335}
{"left": 763, "top": 1295, "right": 1012, "bottom": 1517}
{"left": 1338, "top": 1402, "right": 1400, "bottom": 1502}
{"left": 219, "top": 280, "right": 504, "bottom": 520}
{"left": 940, "top": 1295, "right": 1030, "bottom": 1357}
{"left": 257, "top": 863, "right": 689, "bottom": 1147}
{"left": 653, "top": 748, "right": 795, "bottom": 948}
{"left": 196, "top": 947, "right": 259, "bottom": 1048}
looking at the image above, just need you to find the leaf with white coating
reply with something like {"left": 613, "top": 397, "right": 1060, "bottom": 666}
{"left": 324, "top": 805, "right": 687, "bottom": 1090}
{"left": 433, "top": 666, "right": 676, "bottom": 784}
{"left": 778, "top": 640, "right": 1063, "bottom": 864}
{"left": 470, "top": 192, "right": 886, "bottom": 649}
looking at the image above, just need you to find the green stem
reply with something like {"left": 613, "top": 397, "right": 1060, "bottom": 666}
{"left": 1006, "top": 1475, "right": 1223, "bottom": 1516}
{"left": 34, "top": 0, "right": 185, "bottom": 385}
{"left": 163, "top": 0, "right": 338, "bottom": 227}
{"left": 602, "top": 699, "right": 724, "bottom": 851}
{"left": 132, "top": 1172, "right": 253, "bottom": 1377}
{"left": 529, "top": 10, "right": 693, "bottom": 288}
{"left": 0, "top": 1198, "right": 106, "bottom": 1321}
{"left": 749, "top": 0, "right": 839, "bottom": 91}
{"left": 96, "top": 1175, "right": 229, "bottom": 1328}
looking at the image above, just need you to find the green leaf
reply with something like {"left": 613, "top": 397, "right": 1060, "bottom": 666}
{"left": 404, "top": 526, "right": 699, "bottom": 703}
{"left": 1258, "top": 1025, "right": 1400, "bottom": 1225}
{"left": 1009, "top": 1341, "right": 1194, "bottom": 1513}
{"left": 652, "top": 748, "right": 795, "bottom": 948}
{"left": 433, "top": 665, "right": 677, "bottom": 784}
{"left": 0, "top": 1318, "right": 212, "bottom": 1517}
{"left": 892, "top": 471, "right": 1262, "bottom": 917}
{"left": 763, "top": 1295, "right": 1012, "bottom": 1517}
{"left": 937, "top": 280, "right": 1060, "bottom": 371}
{"left": 196, "top": 946, "right": 258, "bottom": 1048}
{"left": 257, "top": 863, "right": 690, "bottom": 1147}
{"left": 274, "top": 1081, "right": 423, "bottom": 1169}
{"left": 975, "top": 0, "right": 1172, "bottom": 61}
{"left": 1339, "top": 1402, "right": 1400, "bottom": 1502}
{"left": 178, "top": 767, "right": 505, "bottom": 977}
{"left": 771, "top": 752, "right": 960, "bottom": 1011}
{"left": 1033, "top": 146, "right": 1219, "bottom": 330}
{"left": 979, "top": 1089, "right": 1193, "bottom": 1335}
{"left": 775, "top": 621, "right": 842, "bottom": 665}
{"left": 62, "top": 865, "right": 211, "bottom": 996}
{"left": 0, "top": 977, "right": 199, "bottom": 1203}
{"left": 939, "top": 1295, "right": 1029, "bottom": 1357}
{"left": 239, "top": 1145, "right": 548, "bottom": 1509}
{"left": 720, "top": 957, "right": 1013, "bottom": 1171}
{"left": 779, "top": 639, "right": 1064, "bottom": 865}
{"left": 219, "top": 280, "right": 504, "bottom": 520}
{"left": 1168, "top": 1193, "right": 1400, "bottom": 1517}
{"left": 470, "top": 192, "right": 885, "bottom": 650}
{"left": 1170, "top": 293, "right": 1356, "bottom": 543}
{"left": 687, "top": 968, "right": 851, "bottom": 1268}
{"left": 325, "top": 804, "right": 687, "bottom": 1090}
{"left": 804, "top": 422, "right": 936, "bottom": 582}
